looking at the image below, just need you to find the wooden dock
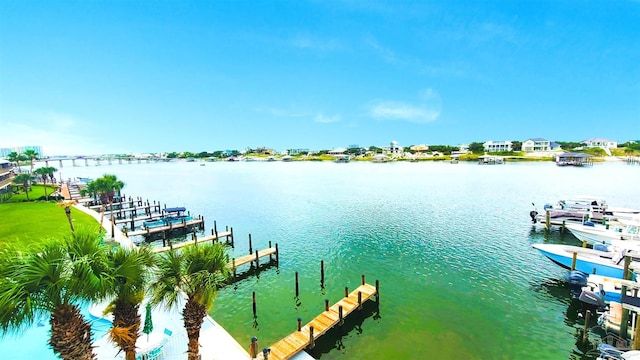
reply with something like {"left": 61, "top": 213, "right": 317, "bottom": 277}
{"left": 255, "top": 279, "right": 379, "bottom": 360}
{"left": 125, "top": 216, "right": 204, "bottom": 237}
{"left": 151, "top": 230, "right": 234, "bottom": 253}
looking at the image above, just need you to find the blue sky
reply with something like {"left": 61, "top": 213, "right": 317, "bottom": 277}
{"left": 1, "top": 0, "right": 639, "bottom": 156}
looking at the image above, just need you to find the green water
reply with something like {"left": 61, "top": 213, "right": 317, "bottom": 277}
{"left": 14, "top": 160, "right": 640, "bottom": 359}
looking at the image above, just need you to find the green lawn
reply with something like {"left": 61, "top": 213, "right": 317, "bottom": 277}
{"left": 0, "top": 202, "right": 100, "bottom": 248}
{"left": 5, "top": 184, "right": 60, "bottom": 202}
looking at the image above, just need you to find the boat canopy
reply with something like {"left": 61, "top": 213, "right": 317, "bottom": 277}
{"left": 165, "top": 207, "right": 186, "bottom": 213}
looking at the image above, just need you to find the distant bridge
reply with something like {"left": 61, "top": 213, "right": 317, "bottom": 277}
{"left": 38, "top": 156, "right": 171, "bottom": 167}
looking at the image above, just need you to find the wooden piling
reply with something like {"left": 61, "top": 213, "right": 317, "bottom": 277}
{"left": 320, "top": 260, "right": 325, "bottom": 287}
{"left": 571, "top": 252, "right": 577, "bottom": 270}
{"left": 583, "top": 310, "right": 591, "bottom": 342}
{"left": 358, "top": 291, "right": 362, "bottom": 310}
{"left": 339, "top": 305, "right": 344, "bottom": 325}
{"left": 297, "top": 317, "right": 302, "bottom": 331}
{"left": 232, "top": 258, "right": 237, "bottom": 279}
{"left": 230, "top": 226, "right": 235, "bottom": 247}
{"left": 249, "top": 234, "right": 253, "bottom": 254}
{"left": 345, "top": 286, "right": 349, "bottom": 298}
{"left": 269, "top": 241, "right": 273, "bottom": 261}
{"left": 621, "top": 256, "right": 632, "bottom": 339}
{"left": 362, "top": 274, "right": 366, "bottom": 286}
{"left": 250, "top": 337, "right": 258, "bottom": 359}
{"left": 325, "top": 299, "right": 329, "bottom": 312}
{"left": 546, "top": 210, "right": 550, "bottom": 229}
{"left": 295, "top": 272, "right": 299, "bottom": 297}
{"left": 255, "top": 250, "right": 260, "bottom": 271}
{"left": 308, "top": 326, "right": 315, "bottom": 349}
{"left": 275, "top": 243, "right": 279, "bottom": 266}
{"left": 376, "top": 279, "right": 380, "bottom": 302}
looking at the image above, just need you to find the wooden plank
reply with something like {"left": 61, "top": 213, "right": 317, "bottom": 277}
{"left": 259, "top": 283, "right": 378, "bottom": 360}
{"left": 126, "top": 218, "right": 203, "bottom": 236}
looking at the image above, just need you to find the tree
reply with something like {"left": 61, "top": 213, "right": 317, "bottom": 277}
{"left": 13, "top": 173, "right": 34, "bottom": 200}
{"left": 81, "top": 174, "right": 125, "bottom": 228}
{"left": 103, "top": 247, "right": 155, "bottom": 360}
{"left": 468, "top": 142, "right": 485, "bottom": 154}
{"left": 0, "top": 228, "right": 110, "bottom": 360}
{"left": 511, "top": 141, "right": 522, "bottom": 152}
{"left": 23, "top": 149, "right": 39, "bottom": 174}
{"left": 34, "top": 166, "right": 57, "bottom": 201}
{"left": 151, "top": 243, "right": 231, "bottom": 360}
{"left": 7, "top": 152, "right": 27, "bottom": 173}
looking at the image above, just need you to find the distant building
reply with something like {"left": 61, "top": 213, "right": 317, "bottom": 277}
{"left": 483, "top": 140, "right": 512, "bottom": 152}
{"left": 0, "top": 145, "right": 44, "bottom": 159}
{"left": 522, "top": 138, "right": 551, "bottom": 152}
{"left": 383, "top": 141, "right": 403, "bottom": 156}
{"left": 328, "top": 147, "right": 347, "bottom": 155}
{"left": 410, "top": 144, "right": 429, "bottom": 153}
{"left": 451, "top": 144, "right": 470, "bottom": 156}
{"left": 582, "top": 138, "right": 618, "bottom": 149}
{"left": 0, "top": 159, "right": 15, "bottom": 199}
{"left": 288, "top": 149, "right": 310, "bottom": 155}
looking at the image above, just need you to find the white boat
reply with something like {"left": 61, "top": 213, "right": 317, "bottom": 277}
{"left": 531, "top": 243, "right": 640, "bottom": 279}
{"left": 531, "top": 195, "right": 640, "bottom": 227}
{"left": 565, "top": 223, "right": 640, "bottom": 246}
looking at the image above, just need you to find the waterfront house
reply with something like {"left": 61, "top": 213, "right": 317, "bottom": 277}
{"left": 0, "top": 159, "right": 15, "bottom": 201}
{"left": 582, "top": 138, "right": 618, "bottom": 150}
{"left": 328, "top": 147, "right": 347, "bottom": 155}
{"left": 383, "top": 141, "right": 403, "bottom": 157}
{"left": 483, "top": 140, "right": 512, "bottom": 153}
{"left": 522, "top": 138, "right": 551, "bottom": 152}
{"left": 556, "top": 152, "right": 594, "bottom": 166}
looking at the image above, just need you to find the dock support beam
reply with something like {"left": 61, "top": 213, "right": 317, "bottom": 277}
{"left": 308, "top": 326, "right": 315, "bottom": 349}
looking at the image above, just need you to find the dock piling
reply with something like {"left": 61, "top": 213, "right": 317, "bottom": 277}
{"left": 255, "top": 251, "right": 260, "bottom": 272}
{"left": 250, "top": 337, "right": 258, "bottom": 359}
{"left": 358, "top": 291, "right": 362, "bottom": 310}
{"left": 297, "top": 317, "right": 302, "bottom": 331}
{"left": 345, "top": 286, "right": 349, "bottom": 298}
{"left": 295, "top": 272, "right": 299, "bottom": 298}
{"left": 275, "top": 243, "right": 279, "bottom": 266}
{"left": 249, "top": 234, "right": 253, "bottom": 254}
{"left": 262, "top": 348, "right": 270, "bottom": 360}
{"left": 376, "top": 279, "right": 380, "bottom": 302}
{"left": 321, "top": 260, "right": 325, "bottom": 288}
{"left": 362, "top": 274, "right": 365, "bottom": 286}
{"left": 339, "top": 305, "right": 344, "bottom": 325}
{"left": 325, "top": 299, "right": 329, "bottom": 312}
{"left": 583, "top": 310, "right": 591, "bottom": 342}
{"left": 571, "top": 252, "right": 577, "bottom": 271}
{"left": 269, "top": 241, "right": 273, "bottom": 261}
{"left": 308, "top": 326, "right": 315, "bottom": 349}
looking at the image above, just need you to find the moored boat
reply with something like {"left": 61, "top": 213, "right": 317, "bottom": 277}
{"left": 565, "top": 222, "right": 640, "bottom": 246}
{"left": 531, "top": 243, "right": 640, "bottom": 279}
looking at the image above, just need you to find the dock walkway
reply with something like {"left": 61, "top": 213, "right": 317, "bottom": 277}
{"left": 126, "top": 217, "right": 204, "bottom": 236}
{"left": 256, "top": 282, "right": 378, "bottom": 360}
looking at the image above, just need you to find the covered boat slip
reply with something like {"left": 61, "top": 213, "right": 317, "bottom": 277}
{"left": 556, "top": 152, "right": 594, "bottom": 166}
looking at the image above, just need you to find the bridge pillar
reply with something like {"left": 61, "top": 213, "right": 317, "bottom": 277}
{"left": 59, "top": 159, "right": 63, "bottom": 168}
{"left": 84, "top": 158, "right": 88, "bottom": 166}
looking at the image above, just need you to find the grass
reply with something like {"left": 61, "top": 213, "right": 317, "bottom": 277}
{"left": 5, "top": 184, "right": 60, "bottom": 202}
{"left": 0, "top": 202, "right": 100, "bottom": 248}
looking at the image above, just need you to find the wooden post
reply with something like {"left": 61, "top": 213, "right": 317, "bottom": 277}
{"left": 339, "top": 305, "right": 344, "bottom": 325}
{"left": 249, "top": 234, "right": 253, "bottom": 254}
{"left": 561, "top": 220, "right": 566, "bottom": 233}
{"left": 269, "top": 241, "right": 273, "bottom": 261}
{"left": 582, "top": 241, "right": 587, "bottom": 248}
{"left": 252, "top": 292, "right": 257, "bottom": 318}
{"left": 295, "top": 272, "right": 299, "bottom": 297}
{"left": 376, "top": 279, "right": 380, "bottom": 302}
{"left": 621, "top": 256, "right": 632, "bottom": 339}
{"left": 297, "top": 317, "right": 302, "bottom": 331}
{"left": 275, "top": 243, "right": 279, "bottom": 266}
{"left": 262, "top": 348, "right": 270, "bottom": 360}
{"left": 545, "top": 210, "right": 550, "bottom": 229}
{"left": 583, "top": 310, "right": 591, "bottom": 342}
{"left": 250, "top": 337, "right": 258, "bottom": 359}
{"left": 362, "top": 274, "right": 366, "bottom": 286}
{"left": 571, "top": 252, "right": 577, "bottom": 271}
{"left": 193, "top": 233, "right": 198, "bottom": 245}
{"left": 320, "top": 260, "right": 325, "bottom": 288}
{"left": 230, "top": 226, "right": 234, "bottom": 247}
{"left": 358, "top": 291, "right": 362, "bottom": 310}
{"left": 214, "top": 220, "right": 218, "bottom": 237}
{"left": 345, "top": 286, "right": 349, "bottom": 298}
{"left": 255, "top": 250, "right": 260, "bottom": 272}
{"left": 308, "top": 326, "right": 315, "bottom": 349}
{"left": 232, "top": 258, "right": 237, "bottom": 279}
{"left": 325, "top": 299, "right": 329, "bottom": 312}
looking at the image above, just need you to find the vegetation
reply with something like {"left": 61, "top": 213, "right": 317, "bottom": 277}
{"left": 151, "top": 243, "right": 231, "bottom": 360}
{"left": 0, "top": 228, "right": 109, "bottom": 360}
{"left": 12, "top": 173, "right": 34, "bottom": 200}
{"left": 33, "top": 166, "right": 57, "bottom": 201}
{"left": 0, "top": 202, "right": 99, "bottom": 247}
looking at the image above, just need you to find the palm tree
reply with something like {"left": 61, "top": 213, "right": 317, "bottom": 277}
{"left": 103, "top": 246, "right": 155, "bottom": 360}
{"left": 23, "top": 149, "right": 39, "bottom": 174}
{"left": 150, "top": 243, "right": 231, "bottom": 360}
{"left": 34, "top": 166, "right": 57, "bottom": 201}
{"left": 81, "top": 174, "right": 125, "bottom": 228}
{"left": 0, "top": 228, "right": 110, "bottom": 360}
{"left": 7, "top": 151, "right": 27, "bottom": 173}
{"left": 13, "top": 173, "right": 34, "bottom": 200}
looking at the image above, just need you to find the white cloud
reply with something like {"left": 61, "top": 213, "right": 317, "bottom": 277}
{"left": 368, "top": 88, "right": 442, "bottom": 123}
{"left": 0, "top": 110, "right": 110, "bottom": 156}
{"left": 314, "top": 113, "right": 341, "bottom": 123}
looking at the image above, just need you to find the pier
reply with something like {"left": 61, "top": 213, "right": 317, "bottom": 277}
{"left": 253, "top": 276, "right": 379, "bottom": 360}
{"left": 125, "top": 216, "right": 205, "bottom": 237}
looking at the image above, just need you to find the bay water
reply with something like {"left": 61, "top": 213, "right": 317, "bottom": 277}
{"left": 18, "top": 160, "right": 640, "bottom": 359}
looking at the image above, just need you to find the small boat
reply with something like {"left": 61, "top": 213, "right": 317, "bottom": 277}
{"left": 531, "top": 243, "right": 640, "bottom": 279}
{"left": 334, "top": 154, "right": 350, "bottom": 163}
{"left": 565, "top": 222, "right": 640, "bottom": 246}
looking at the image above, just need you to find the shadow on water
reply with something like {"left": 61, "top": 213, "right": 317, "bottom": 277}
{"left": 305, "top": 300, "right": 380, "bottom": 359}
{"left": 527, "top": 225, "right": 583, "bottom": 246}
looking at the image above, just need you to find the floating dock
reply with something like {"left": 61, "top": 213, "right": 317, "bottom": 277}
{"left": 125, "top": 216, "right": 204, "bottom": 237}
{"left": 254, "top": 277, "right": 379, "bottom": 360}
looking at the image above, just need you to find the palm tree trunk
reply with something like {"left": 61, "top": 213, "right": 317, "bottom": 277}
{"left": 49, "top": 304, "right": 96, "bottom": 360}
{"left": 112, "top": 300, "right": 141, "bottom": 360}
{"left": 43, "top": 177, "right": 49, "bottom": 201}
{"left": 184, "top": 298, "right": 207, "bottom": 360}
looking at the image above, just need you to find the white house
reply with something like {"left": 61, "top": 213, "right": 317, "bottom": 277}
{"left": 383, "top": 141, "right": 403, "bottom": 156}
{"left": 483, "top": 140, "right": 512, "bottom": 152}
{"left": 522, "top": 138, "right": 551, "bottom": 152}
{"left": 582, "top": 138, "right": 618, "bottom": 149}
